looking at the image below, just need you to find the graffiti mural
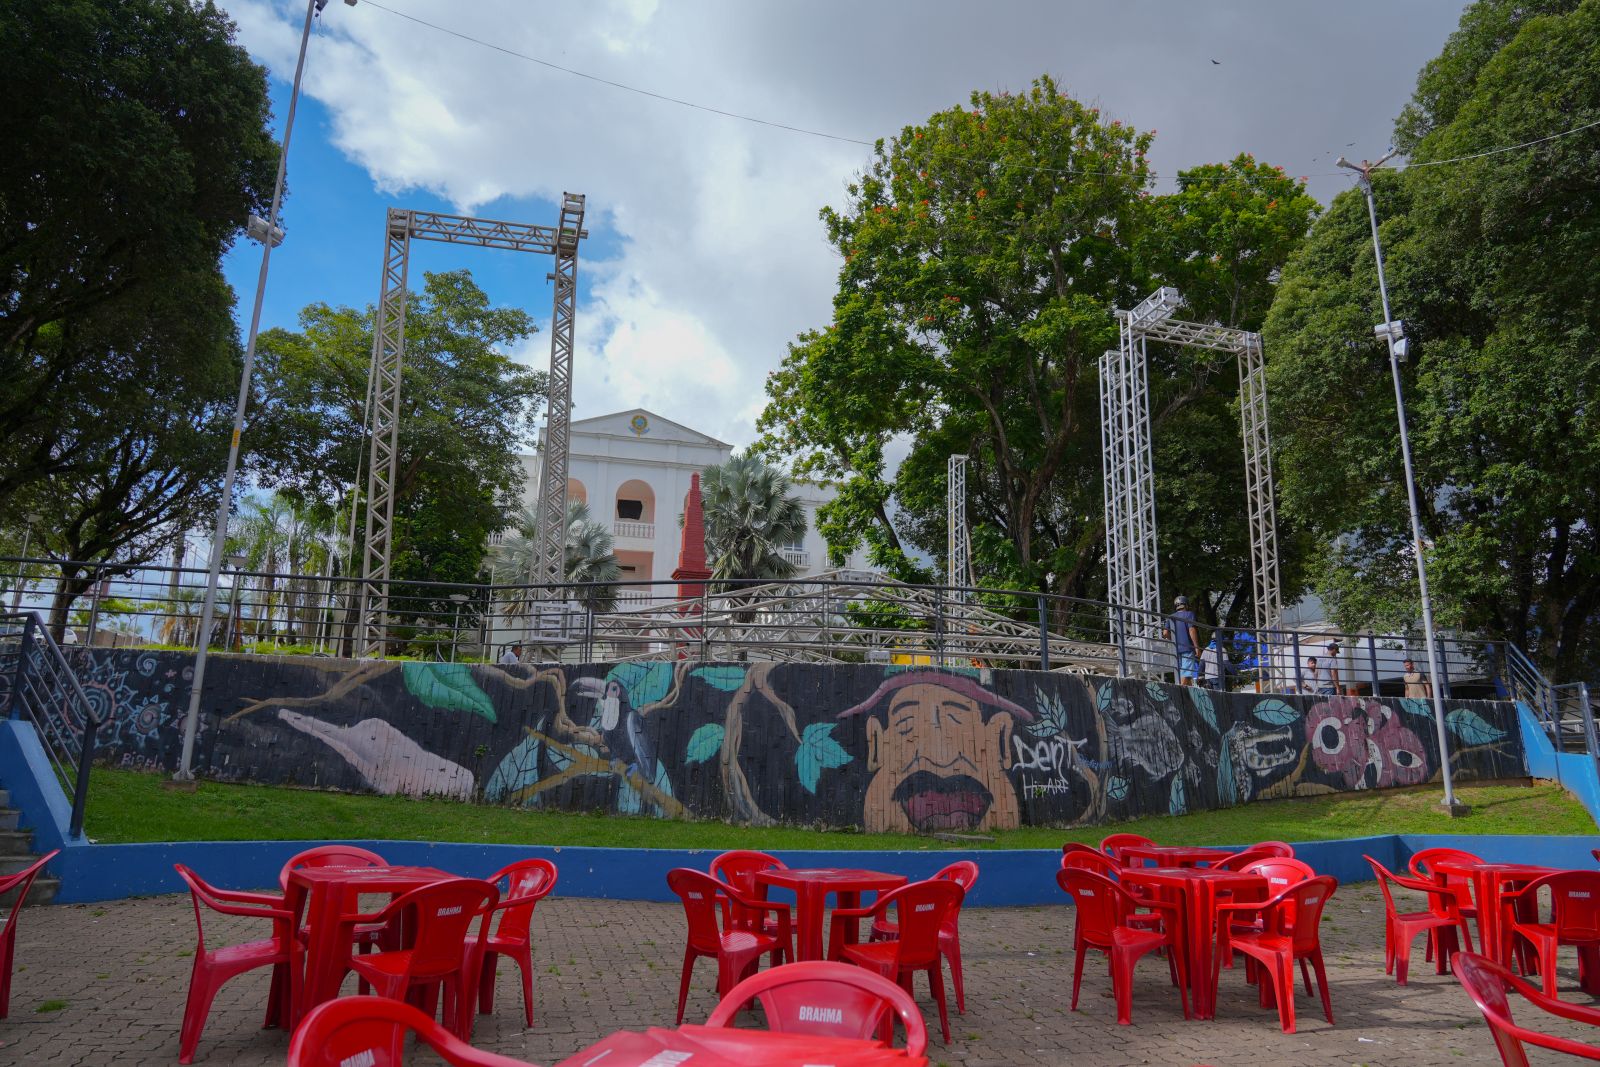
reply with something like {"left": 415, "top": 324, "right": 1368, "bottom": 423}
{"left": 76, "top": 650, "right": 1528, "bottom": 831}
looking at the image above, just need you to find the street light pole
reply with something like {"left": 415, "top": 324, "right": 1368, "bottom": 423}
{"left": 176, "top": 0, "right": 352, "bottom": 781}
{"left": 1337, "top": 152, "right": 1467, "bottom": 816}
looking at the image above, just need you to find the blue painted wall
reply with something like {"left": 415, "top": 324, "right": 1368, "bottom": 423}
{"left": 1518, "top": 703, "right": 1600, "bottom": 826}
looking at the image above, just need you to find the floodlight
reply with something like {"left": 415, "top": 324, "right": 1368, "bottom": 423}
{"left": 246, "top": 213, "right": 285, "bottom": 248}
{"left": 1393, "top": 337, "right": 1410, "bottom": 361}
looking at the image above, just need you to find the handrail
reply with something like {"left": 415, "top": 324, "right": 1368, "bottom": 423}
{"left": 1, "top": 612, "right": 101, "bottom": 838}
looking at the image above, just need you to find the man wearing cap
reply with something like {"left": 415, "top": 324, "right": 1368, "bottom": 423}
{"left": 1163, "top": 595, "right": 1201, "bottom": 686}
{"left": 839, "top": 670, "right": 1033, "bottom": 834}
{"left": 1320, "top": 640, "right": 1342, "bottom": 695}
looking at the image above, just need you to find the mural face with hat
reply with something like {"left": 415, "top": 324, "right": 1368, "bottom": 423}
{"left": 840, "top": 670, "right": 1032, "bottom": 833}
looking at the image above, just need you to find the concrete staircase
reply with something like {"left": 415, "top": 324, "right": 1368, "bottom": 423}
{"left": 0, "top": 786, "right": 59, "bottom": 905}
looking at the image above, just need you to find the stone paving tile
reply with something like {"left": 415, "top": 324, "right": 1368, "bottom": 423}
{"left": 1, "top": 882, "right": 1595, "bottom": 1065}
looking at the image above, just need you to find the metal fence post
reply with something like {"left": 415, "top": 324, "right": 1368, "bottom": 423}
{"left": 8, "top": 614, "right": 35, "bottom": 720}
{"left": 1368, "top": 633, "right": 1381, "bottom": 698}
{"left": 934, "top": 586, "right": 946, "bottom": 666}
{"left": 1114, "top": 606, "right": 1130, "bottom": 678}
{"left": 699, "top": 587, "right": 709, "bottom": 662}
{"left": 1577, "top": 683, "right": 1598, "bottom": 767}
{"left": 1291, "top": 630, "right": 1303, "bottom": 693}
{"left": 1438, "top": 637, "right": 1453, "bottom": 698}
{"left": 68, "top": 713, "right": 99, "bottom": 839}
{"left": 1037, "top": 595, "right": 1050, "bottom": 671}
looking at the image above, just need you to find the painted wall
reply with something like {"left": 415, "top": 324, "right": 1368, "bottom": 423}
{"left": 64, "top": 651, "right": 1525, "bottom": 832}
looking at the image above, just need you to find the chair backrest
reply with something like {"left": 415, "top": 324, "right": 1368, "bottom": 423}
{"left": 1263, "top": 875, "right": 1337, "bottom": 954}
{"left": 1249, "top": 840, "right": 1296, "bottom": 858}
{"left": 1056, "top": 867, "right": 1137, "bottom": 946}
{"left": 1520, "top": 870, "right": 1600, "bottom": 941}
{"left": 1408, "top": 846, "right": 1482, "bottom": 881}
{"left": 1062, "top": 849, "right": 1126, "bottom": 881}
{"left": 1363, "top": 854, "right": 1408, "bottom": 917}
{"left": 1239, "top": 857, "right": 1317, "bottom": 896}
{"left": 705, "top": 961, "right": 928, "bottom": 1056}
{"left": 279, "top": 845, "right": 388, "bottom": 890}
{"left": 668, "top": 868, "right": 731, "bottom": 953}
{"left": 1099, "top": 833, "right": 1153, "bottom": 862}
{"left": 287, "top": 995, "right": 536, "bottom": 1067}
{"left": 710, "top": 850, "right": 786, "bottom": 897}
{"left": 934, "top": 860, "right": 980, "bottom": 892}
{"left": 1216, "top": 847, "right": 1278, "bottom": 872}
{"left": 375, "top": 879, "right": 498, "bottom": 979}
{"left": 0, "top": 849, "right": 59, "bottom": 935}
{"left": 486, "top": 859, "right": 558, "bottom": 942}
{"left": 1452, "top": 952, "right": 1600, "bottom": 1067}
{"left": 872, "top": 879, "right": 964, "bottom": 968}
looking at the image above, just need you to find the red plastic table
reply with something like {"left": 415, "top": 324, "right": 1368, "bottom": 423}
{"left": 1433, "top": 861, "right": 1561, "bottom": 967}
{"left": 755, "top": 867, "right": 908, "bottom": 962}
{"left": 285, "top": 864, "right": 457, "bottom": 1024}
{"left": 552, "top": 1025, "right": 926, "bottom": 1067}
{"left": 1121, "top": 866, "right": 1266, "bottom": 1020}
{"left": 1118, "top": 844, "right": 1237, "bottom": 869}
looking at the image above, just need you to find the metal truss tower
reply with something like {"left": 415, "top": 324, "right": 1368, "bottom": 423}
{"left": 947, "top": 453, "right": 970, "bottom": 594}
{"left": 359, "top": 199, "right": 587, "bottom": 658}
{"left": 1099, "top": 287, "right": 1283, "bottom": 662}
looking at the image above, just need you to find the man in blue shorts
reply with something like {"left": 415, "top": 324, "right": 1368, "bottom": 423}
{"left": 1164, "top": 594, "right": 1201, "bottom": 686}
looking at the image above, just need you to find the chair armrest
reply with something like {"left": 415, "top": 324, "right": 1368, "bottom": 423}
{"left": 207, "top": 886, "right": 288, "bottom": 908}
{"left": 827, "top": 904, "right": 877, "bottom": 921}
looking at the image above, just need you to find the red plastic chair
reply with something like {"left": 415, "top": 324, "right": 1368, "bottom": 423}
{"left": 1455, "top": 951, "right": 1600, "bottom": 1065}
{"left": 832, "top": 878, "right": 964, "bottom": 1044}
{"left": 287, "top": 995, "right": 536, "bottom": 1067}
{"left": 1410, "top": 846, "right": 1483, "bottom": 966}
{"left": 866, "top": 861, "right": 978, "bottom": 1013}
{"left": 174, "top": 864, "right": 301, "bottom": 1064}
{"left": 666, "top": 868, "right": 781, "bottom": 1025}
{"left": 0, "top": 849, "right": 59, "bottom": 1020}
{"left": 1366, "top": 855, "right": 1473, "bottom": 984}
{"left": 345, "top": 878, "right": 499, "bottom": 1039}
{"left": 1055, "top": 867, "right": 1187, "bottom": 1026}
{"left": 705, "top": 960, "right": 929, "bottom": 1056}
{"left": 280, "top": 845, "right": 395, "bottom": 971}
{"left": 476, "top": 859, "right": 558, "bottom": 1027}
{"left": 1216, "top": 847, "right": 1283, "bottom": 872}
{"left": 1504, "top": 870, "right": 1600, "bottom": 995}
{"left": 1250, "top": 840, "right": 1296, "bottom": 858}
{"left": 1219, "top": 857, "right": 1318, "bottom": 969}
{"left": 710, "top": 849, "right": 792, "bottom": 964}
{"left": 1214, "top": 875, "right": 1338, "bottom": 1033}
{"left": 1100, "top": 833, "right": 1154, "bottom": 864}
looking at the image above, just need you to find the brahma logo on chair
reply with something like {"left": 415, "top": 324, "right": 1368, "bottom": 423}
{"left": 797, "top": 1004, "right": 846, "bottom": 1024}
{"left": 436, "top": 905, "right": 463, "bottom": 917}
{"left": 339, "top": 1050, "right": 377, "bottom": 1067}
{"left": 915, "top": 902, "right": 936, "bottom": 912}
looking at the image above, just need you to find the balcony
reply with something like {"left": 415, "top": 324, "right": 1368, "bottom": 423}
{"left": 613, "top": 520, "right": 655, "bottom": 540}
{"left": 781, "top": 548, "right": 811, "bottom": 569}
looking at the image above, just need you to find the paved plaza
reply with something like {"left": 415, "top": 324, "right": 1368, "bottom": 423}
{"left": 1, "top": 880, "right": 1591, "bottom": 1066}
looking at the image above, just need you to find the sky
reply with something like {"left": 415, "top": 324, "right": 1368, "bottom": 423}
{"left": 218, "top": 0, "right": 1470, "bottom": 451}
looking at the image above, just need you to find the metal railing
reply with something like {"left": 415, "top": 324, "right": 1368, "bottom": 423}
{"left": 0, "top": 556, "right": 1551, "bottom": 696}
{"left": 0, "top": 613, "right": 101, "bottom": 837}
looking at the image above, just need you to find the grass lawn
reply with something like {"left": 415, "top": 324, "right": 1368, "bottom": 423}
{"left": 85, "top": 767, "right": 1594, "bottom": 850}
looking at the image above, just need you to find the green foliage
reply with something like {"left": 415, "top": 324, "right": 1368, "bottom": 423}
{"left": 699, "top": 453, "right": 809, "bottom": 583}
{"left": 759, "top": 79, "right": 1316, "bottom": 626}
{"left": 490, "top": 500, "right": 621, "bottom": 613}
{"left": 1265, "top": 0, "right": 1600, "bottom": 677}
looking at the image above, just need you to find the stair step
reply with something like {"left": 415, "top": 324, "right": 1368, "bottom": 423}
{"left": 0, "top": 830, "right": 32, "bottom": 856}
{"left": 0, "top": 809, "right": 17, "bottom": 832}
{"left": 0, "top": 789, "right": 9, "bottom": 808}
{"left": 0, "top": 851, "right": 45, "bottom": 876}
{"left": 0, "top": 876, "right": 58, "bottom": 908}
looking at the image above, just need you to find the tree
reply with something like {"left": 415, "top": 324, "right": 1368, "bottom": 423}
{"left": 1264, "top": 0, "right": 1600, "bottom": 677}
{"left": 759, "top": 78, "right": 1316, "bottom": 628}
{"left": 0, "top": 0, "right": 274, "bottom": 505}
{"left": 700, "top": 454, "right": 808, "bottom": 584}
{"left": 490, "top": 500, "right": 621, "bottom": 614}
{"left": 252, "top": 270, "right": 546, "bottom": 595}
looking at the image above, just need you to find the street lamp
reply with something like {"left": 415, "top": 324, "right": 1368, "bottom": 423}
{"left": 222, "top": 554, "right": 249, "bottom": 652}
{"left": 8, "top": 511, "right": 41, "bottom": 613}
{"left": 448, "top": 593, "right": 469, "bottom": 662}
{"left": 1336, "top": 151, "right": 1467, "bottom": 817}
{"left": 176, "top": 0, "right": 356, "bottom": 782}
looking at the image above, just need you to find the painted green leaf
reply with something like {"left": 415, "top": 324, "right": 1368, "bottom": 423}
{"left": 607, "top": 662, "right": 675, "bottom": 707}
{"left": 1146, "top": 681, "right": 1169, "bottom": 703}
{"left": 1106, "top": 775, "right": 1130, "bottom": 802}
{"left": 1096, "top": 683, "right": 1114, "bottom": 712}
{"left": 402, "top": 662, "right": 496, "bottom": 723}
{"left": 1031, "top": 686, "right": 1071, "bottom": 738}
{"left": 485, "top": 734, "right": 542, "bottom": 804}
{"left": 1447, "top": 708, "right": 1507, "bottom": 745}
{"left": 1399, "top": 698, "right": 1433, "bottom": 719}
{"left": 685, "top": 723, "right": 725, "bottom": 764}
{"left": 796, "top": 721, "right": 853, "bottom": 794}
{"left": 691, "top": 666, "right": 746, "bottom": 692}
{"left": 1190, "top": 687, "right": 1218, "bottom": 732}
{"left": 1252, "top": 699, "right": 1301, "bottom": 726}
{"left": 1169, "top": 775, "right": 1187, "bottom": 815}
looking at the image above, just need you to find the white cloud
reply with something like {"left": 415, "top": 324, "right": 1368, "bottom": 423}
{"left": 221, "top": 0, "right": 1466, "bottom": 455}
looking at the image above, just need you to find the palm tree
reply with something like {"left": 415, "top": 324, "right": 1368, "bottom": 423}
{"left": 490, "top": 500, "right": 621, "bottom": 614}
{"left": 700, "top": 453, "right": 808, "bottom": 585}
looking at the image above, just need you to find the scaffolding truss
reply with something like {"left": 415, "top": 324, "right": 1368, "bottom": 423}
{"left": 1100, "top": 288, "right": 1284, "bottom": 667}
{"left": 359, "top": 200, "right": 587, "bottom": 658}
{"left": 947, "top": 453, "right": 970, "bottom": 594}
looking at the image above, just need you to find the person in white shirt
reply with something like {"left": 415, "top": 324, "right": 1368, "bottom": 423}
{"left": 1302, "top": 655, "right": 1321, "bottom": 695}
{"left": 498, "top": 643, "right": 523, "bottom": 666}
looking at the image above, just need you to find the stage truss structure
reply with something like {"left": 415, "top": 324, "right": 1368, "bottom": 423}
{"left": 359, "top": 198, "right": 587, "bottom": 658}
{"left": 1099, "top": 287, "right": 1283, "bottom": 673}
{"left": 947, "top": 453, "right": 971, "bottom": 597}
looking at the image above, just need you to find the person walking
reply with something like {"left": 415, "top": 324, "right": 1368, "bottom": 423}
{"left": 1164, "top": 595, "right": 1201, "bottom": 686}
{"left": 1402, "top": 657, "right": 1432, "bottom": 699}
{"left": 498, "top": 642, "right": 524, "bottom": 666}
{"left": 1320, "top": 639, "right": 1342, "bottom": 695}
{"left": 1199, "top": 638, "right": 1235, "bottom": 691}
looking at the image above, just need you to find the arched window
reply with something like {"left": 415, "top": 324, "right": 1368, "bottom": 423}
{"left": 614, "top": 479, "right": 656, "bottom": 524}
{"left": 566, "top": 478, "right": 587, "bottom": 506}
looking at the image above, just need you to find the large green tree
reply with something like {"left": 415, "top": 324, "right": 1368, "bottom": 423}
{"left": 252, "top": 270, "right": 546, "bottom": 591}
{"left": 0, "top": 0, "right": 274, "bottom": 504}
{"left": 1264, "top": 0, "right": 1599, "bottom": 676}
{"left": 759, "top": 78, "right": 1316, "bottom": 627}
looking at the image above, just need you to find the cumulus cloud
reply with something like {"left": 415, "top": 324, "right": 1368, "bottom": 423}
{"left": 220, "top": 0, "right": 1462, "bottom": 449}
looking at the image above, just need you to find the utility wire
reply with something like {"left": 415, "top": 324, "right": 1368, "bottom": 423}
{"left": 353, "top": 0, "right": 1600, "bottom": 188}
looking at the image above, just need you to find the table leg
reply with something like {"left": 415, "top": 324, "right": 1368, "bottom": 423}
{"left": 797, "top": 887, "right": 825, "bottom": 962}
{"left": 297, "top": 885, "right": 351, "bottom": 1025}
{"left": 1190, "top": 883, "right": 1214, "bottom": 1020}
{"left": 1478, "top": 874, "right": 1505, "bottom": 967}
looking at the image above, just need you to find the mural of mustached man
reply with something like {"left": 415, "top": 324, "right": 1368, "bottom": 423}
{"left": 839, "top": 671, "right": 1033, "bottom": 833}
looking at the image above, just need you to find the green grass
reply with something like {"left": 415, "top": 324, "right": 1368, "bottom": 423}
{"left": 85, "top": 767, "right": 1594, "bottom": 849}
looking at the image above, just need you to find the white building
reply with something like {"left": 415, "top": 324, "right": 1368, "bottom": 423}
{"left": 519, "top": 408, "right": 869, "bottom": 594}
